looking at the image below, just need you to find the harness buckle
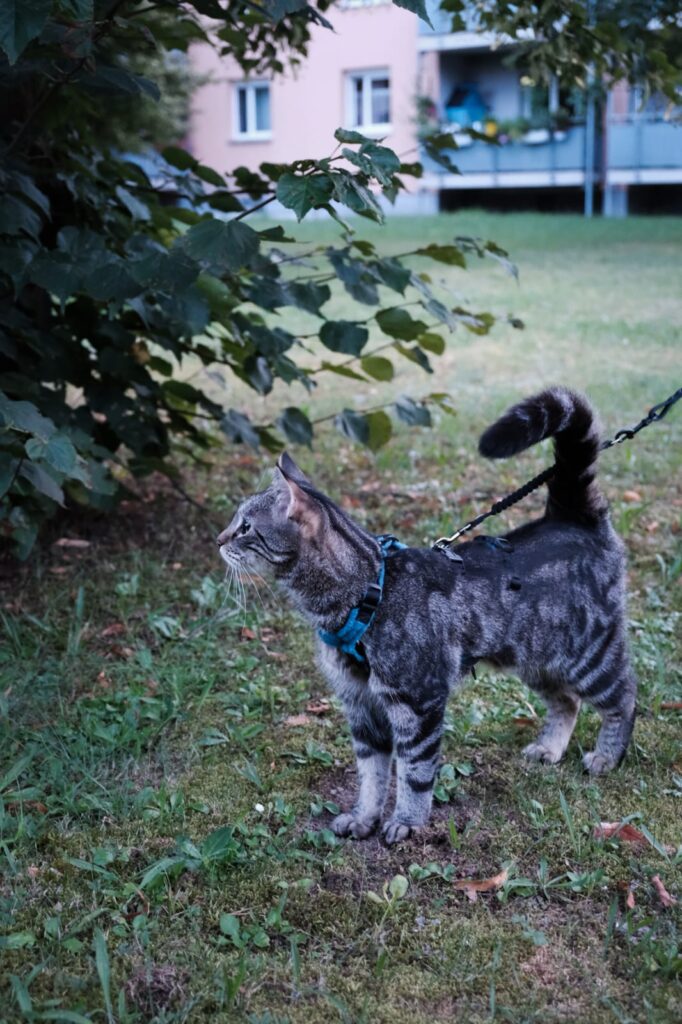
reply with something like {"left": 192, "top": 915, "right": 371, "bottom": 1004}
{"left": 356, "top": 582, "right": 382, "bottom": 624}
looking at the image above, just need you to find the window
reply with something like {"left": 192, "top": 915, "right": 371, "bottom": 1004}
{"left": 233, "top": 82, "right": 271, "bottom": 140}
{"left": 345, "top": 70, "right": 391, "bottom": 133}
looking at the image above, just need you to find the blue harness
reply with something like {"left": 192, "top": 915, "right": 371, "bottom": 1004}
{"left": 318, "top": 534, "right": 406, "bottom": 663}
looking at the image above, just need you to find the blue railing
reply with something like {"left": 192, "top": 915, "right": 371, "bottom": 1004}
{"left": 607, "top": 118, "right": 681, "bottom": 170}
{"left": 420, "top": 126, "right": 587, "bottom": 177}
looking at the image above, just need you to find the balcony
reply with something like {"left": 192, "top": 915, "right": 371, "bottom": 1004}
{"left": 606, "top": 116, "right": 682, "bottom": 185}
{"left": 420, "top": 126, "right": 588, "bottom": 188}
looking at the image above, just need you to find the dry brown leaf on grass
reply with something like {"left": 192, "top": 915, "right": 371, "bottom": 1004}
{"left": 306, "top": 699, "right": 332, "bottom": 715}
{"left": 652, "top": 875, "right": 677, "bottom": 909}
{"left": 660, "top": 701, "right": 682, "bottom": 711}
{"left": 594, "top": 822, "right": 649, "bottom": 846}
{"left": 452, "top": 868, "right": 508, "bottom": 903}
{"left": 54, "top": 537, "right": 91, "bottom": 549}
{"left": 512, "top": 716, "right": 537, "bottom": 728}
{"left": 283, "top": 714, "right": 312, "bottom": 728}
{"left": 626, "top": 887, "right": 636, "bottom": 909}
{"left": 594, "top": 822, "right": 675, "bottom": 855}
{"left": 240, "top": 627, "right": 256, "bottom": 641}
{"left": 622, "top": 490, "right": 642, "bottom": 503}
{"left": 100, "top": 622, "right": 127, "bottom": 639}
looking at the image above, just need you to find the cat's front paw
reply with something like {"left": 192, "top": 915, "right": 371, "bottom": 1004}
{"left": 331, "top": 812, "right": 378, "bottom": 840}
{"left": 522, "top": 740, "right": 564, "bottom": 765}
{"left": 381, "top": 818, "right": 414, "bottom": 846}
{"left": 582, "top": 751, "right": 616, "bottom": 775}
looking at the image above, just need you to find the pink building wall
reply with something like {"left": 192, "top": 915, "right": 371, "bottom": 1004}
{"left": 189, "top": 5, "right": 420, "bottom": 177}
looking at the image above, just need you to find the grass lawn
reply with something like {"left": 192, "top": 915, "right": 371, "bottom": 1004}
{"left": 1, "top": 212, "right": 681, "bottom": 1023}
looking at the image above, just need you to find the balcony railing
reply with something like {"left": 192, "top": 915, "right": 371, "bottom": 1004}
{"left": 607, "top": 116, "right": 681, "bottom": 170}
{"left": 420, "top": 126, "right": 587, "bottom": 178}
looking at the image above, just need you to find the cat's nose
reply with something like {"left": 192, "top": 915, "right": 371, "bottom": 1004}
{"left": 216, "top": 527, "right": 231, "bottom": 547}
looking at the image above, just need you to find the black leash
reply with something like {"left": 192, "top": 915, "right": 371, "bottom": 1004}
{"left": 433, "top": 385, "right": 682, "bottom": 554}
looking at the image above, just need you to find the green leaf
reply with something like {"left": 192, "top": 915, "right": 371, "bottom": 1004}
{"left": 394, "top": 342, "right": 432, "bottom": 373}
{"left": 19, "top": 461, "right": 65, "bottom": 505}
{"left": 0, "top": 931, "right": 35, "bottom": 950}
{"left": 162, "top": 146, "right": 197, "bottom": 171}
{"left": 335, "top": 409, "right": 369, "bottom": 446}
{"left": 285, "top": 280, "right": 330, "bottom": 315}
{"left": 418, "top": 332, "right": 445, "bottom": 355}
{"left": 27, "top": 251, "right": 76, "bottom": 302}
{"left": 366, "top": 410, "right": 392, "bottom": 451}
{"left": 219, "top": 913, "right": 242, "bottom": 945}
{"left": 276, "top": 173, "right": 334, "bottom": 220}
{"left": 276, "top": 407, "right": 313, "bottom": 446}
{"left": 0, "top": 394, "right": 56, "bottom": 439}
{"left": 376, "top": 307, "right": 428, "bottom": 341}
{"left": 93, "top": 929, "right": 114, "bottom": 1024}
{"left": 415, "top": 244, "right": 466, "bottom": 268}
{"left": 0, "top": 0, "right": 51, "bottom": 64}
{"left": 139, "top": 855, "right": 187, "bottom": 891}
{"left": 428, "top": 392, "right": 457, "bottom": 416}
{"left": 319, "top": 320, "right": 369, "bottom": 356}
{"left": 221, "top": 409, "right": 260, "bottom": 448}
{"left": 319, "top": 362, "right": 367, "bottom": 382}
{"left": 392, "top": 0, "right": 432, "bottom": 28}
{"left": 115, "top": 186, "right": 149, "bottom": 221}
{"left": 361, "top": 355, "right": 394, "bottom": 381}
{"left": 333, "top": 127, "right": 374, "bottom": 145}
{"left": 388, "top": 873, "right": 409, "bottom": 899}
{"left": 195, "top": 164, "right": 225, "bottom": 187}
{"left": 395, "top": 395, "right": 432, "bottom": 427}
{"left": 180, "top": 218, "right": 260, "bottom": 271}
{"left": 0, "top": 195, "right": 43, "bottom": 239}
{"left": 26, "top": 434, "right": 77, "bottom": 475}
{"left": 201, "top": 826, "right": 237, "bottom": 864}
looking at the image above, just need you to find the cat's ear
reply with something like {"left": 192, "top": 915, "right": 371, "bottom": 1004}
{"left": 276, "top": 451, "right": 311, "bottom": 486}
{"left": 273, "top": 463, "right": 322, "bottom": 535}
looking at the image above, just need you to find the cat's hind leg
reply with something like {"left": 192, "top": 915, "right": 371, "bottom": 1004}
{"left": 579, "top": 669, "right": 637, "bottom": 774}
{"left": 523, "top": 686, "right": 581, "bottom": 765}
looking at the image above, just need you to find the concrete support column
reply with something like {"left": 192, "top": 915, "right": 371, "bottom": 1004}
{"left": 603, "top": 183, "right": 629, "bottom": 217}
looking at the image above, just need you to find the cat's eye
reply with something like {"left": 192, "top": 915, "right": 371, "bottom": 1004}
{"left": 239, "top": 520, "right": 251, "bottom": 535}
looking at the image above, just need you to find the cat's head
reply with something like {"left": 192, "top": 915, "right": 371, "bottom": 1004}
{"left": 217, "top": 453, "right": 379, "bottom": 612}
{"left": 217, "top": 452, "right": 323, "bottom": 573}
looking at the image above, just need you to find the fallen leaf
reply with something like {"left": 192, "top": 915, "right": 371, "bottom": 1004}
{"left": 49, "top": 566, "right": 69, "bottom": 575}
{"left": 95, "top": 671, "right": 112, "bottom": 689}
{"left": 100, "top": 622, "right": 126, "bottom": 638}
{"left": 660, "top": 701, "right": 682, "bottom": 711}
{"left": 283, "top": 714, "right": 311, "bottom": 727}
{"left": 265, "top": 650, "right": 286, "bottom": 661}
{"left": 652, "top": 875, "right": 677, "bottom": 908}
{"left": 240, "top": 627, "right": 256, "bottom": 641}
{"left": 622, "top": 490, "right": 642, "bottom": 503}
{"left": 452, "top": 868, "right": 508, "bottom": 902}
{"left": 594, "top": 822, "right": 648, "bottom": 846}
{"left": 27, "top": 865, "right": 40, "bottom": 879}
{"left": 306, "top": 699, "right": 332, "bottom": 716}
{"left": 626, "top": 887, "right": 636, "bottom": 910}
{"left": 6, "top": 801, "right": 48, "bottom": 814}
{"left": 513, "top": 716, "right": 536, "bottom": 728}
{"left": 645, "top": 521, "right": 659, "bottom": 534}
{"left": 170, "top": 562, "right": 183, "bottom": 570}
{"left": 594, "top": 822, "right": 675, "bottom": 855}
{"left": 54, "top": 537, "right": 91, "bottom": 549}
{"left": 110, "top": 644, "right": 134, "bottom": 660}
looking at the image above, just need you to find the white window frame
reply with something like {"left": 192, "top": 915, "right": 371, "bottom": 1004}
{"left": 232, "top": 81, "right": 272, "bottom": 142}
{"left": 345, "top": 69, "right": 392, "bottom": 136}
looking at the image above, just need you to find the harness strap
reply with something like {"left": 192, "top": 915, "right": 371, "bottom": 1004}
{"left": 318, "top": 534, "right": 405, "bottom": 663}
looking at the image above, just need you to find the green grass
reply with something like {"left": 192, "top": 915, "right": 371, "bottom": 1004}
{"left": 1, "top": 212, "right": 681, "bottom": 1023}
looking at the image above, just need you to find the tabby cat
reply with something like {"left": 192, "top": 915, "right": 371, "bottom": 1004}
{"left": 217, "top": 388, "right": 637, "bottom": 845}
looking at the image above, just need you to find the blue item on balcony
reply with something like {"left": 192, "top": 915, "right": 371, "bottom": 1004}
{"left": 444, "top": 85, "right": 488, "bottom": 127}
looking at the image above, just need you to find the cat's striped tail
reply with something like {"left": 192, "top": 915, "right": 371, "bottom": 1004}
{"left": 478, "top": 387, "right": 608, "bottom": 522}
